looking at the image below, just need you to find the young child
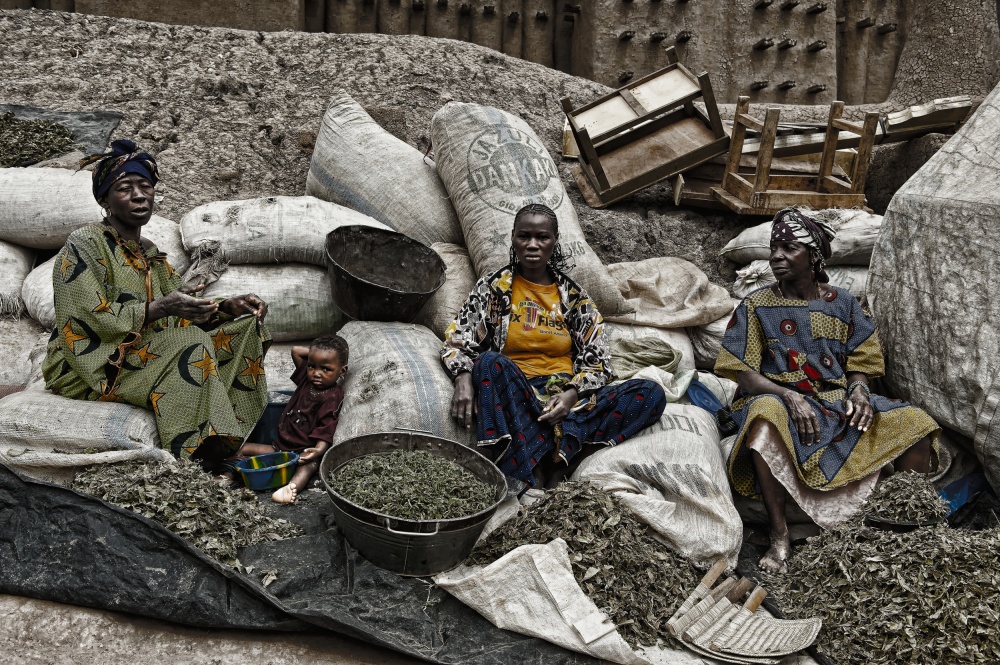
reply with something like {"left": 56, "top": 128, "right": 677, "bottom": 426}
{"left": 231, "top": 333, "right": 349, "bottom": 503}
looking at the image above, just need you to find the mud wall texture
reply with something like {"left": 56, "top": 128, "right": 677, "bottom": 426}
{"left": 5, "top": 0, "right": 999, "bottom": 103}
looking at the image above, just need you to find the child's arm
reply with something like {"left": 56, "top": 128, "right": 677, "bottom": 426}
{"left": 298, "top": 439, "right": 330, "bottom": 464}
{"left": 290, "top": 345, "right": 310, "bottom": 369}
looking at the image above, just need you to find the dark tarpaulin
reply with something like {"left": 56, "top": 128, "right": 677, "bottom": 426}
{"left": 0, "top": 104, "right": 123, "bottom": 159}
{"left": 0, "top": 464, "right": 597, "bottom": 664}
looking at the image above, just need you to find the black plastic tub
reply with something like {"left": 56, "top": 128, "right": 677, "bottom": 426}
{"left": 325, "top": 226, "right": 446, "bottom": 322}
{"left": 319, "top": 430, "right": 507, "bottom": 577}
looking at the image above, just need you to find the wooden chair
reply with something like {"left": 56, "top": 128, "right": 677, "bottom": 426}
{"left": 562, "top": 48, "right": 729, "bottom": 208}
{"left": 712, "top": 97, "right": 880, "bottom": 216}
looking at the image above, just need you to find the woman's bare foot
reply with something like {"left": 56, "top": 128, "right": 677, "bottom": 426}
{"left": 758, "top": 528, "right": 791, "bottom": 575}
{"left": 272, "top": 482, "right": 297, "bottom": 504}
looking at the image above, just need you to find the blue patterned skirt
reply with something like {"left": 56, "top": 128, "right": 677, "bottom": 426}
{"left": 472, "top": 351, "right": 666, "bottom": 490}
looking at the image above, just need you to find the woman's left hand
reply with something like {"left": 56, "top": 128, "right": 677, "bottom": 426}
{"left": 844, "top": 386, "right": 874, "bottom": 432}
{"left": 219, "top": 293, "right": 268, "bottom": 322}
{"left": 538, "top": 388, "right": 579, "bottom": 425}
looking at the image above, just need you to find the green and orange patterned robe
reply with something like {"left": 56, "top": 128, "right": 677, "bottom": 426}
{"left": 42, "top": 223, "right": 271, "bottom": 458}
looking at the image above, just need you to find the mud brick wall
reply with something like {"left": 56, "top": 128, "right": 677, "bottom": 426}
{"left": 569, "top": 0, "right": 837, "bottom": 103}
{"left": 73, "top": 0, "right": 305, "bottom": 31}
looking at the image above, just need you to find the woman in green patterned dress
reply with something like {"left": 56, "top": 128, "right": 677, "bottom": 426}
{"left": 42, "top": 140, "right": 271, "bottom": 470}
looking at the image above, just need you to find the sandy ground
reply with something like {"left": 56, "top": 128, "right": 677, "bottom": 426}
{"left": 1, "top": 594, "right": 424, "bottom": 665}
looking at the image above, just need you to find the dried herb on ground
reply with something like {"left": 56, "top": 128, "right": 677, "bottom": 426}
{"left": 864, "top": 470, "right": 950, "bottom": 523}
{"left": 0, "top": 112, "right": 78, "bottom": 167}
{"left": 329, "top": 449, "right": 496, "bottom": 521}
{"left": 467, "top": 482, "right": 701, "bottom": 649}
{"left": 761, "top": 520, "right": 1000, "bottom": 664}
{"left": 73, "top": 459, "right": 302, "bottom": 566}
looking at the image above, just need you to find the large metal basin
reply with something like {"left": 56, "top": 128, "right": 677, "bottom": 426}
{"left": 319, "top": 430, "right": 507, "bottom": 576}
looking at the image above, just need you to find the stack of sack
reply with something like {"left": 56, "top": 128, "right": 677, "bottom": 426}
{"left": 683, "top": 208, "right": 884, "bottom": 371}
{"left": 723, "top": 208, "right": 882, "bottom": 301}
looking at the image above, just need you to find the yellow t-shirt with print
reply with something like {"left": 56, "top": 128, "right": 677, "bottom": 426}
{"left": 502, "top": 275, "right": 573, "bottom": 378}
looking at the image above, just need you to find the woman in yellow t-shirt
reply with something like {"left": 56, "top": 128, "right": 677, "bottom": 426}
{"left": 441, "top": 204, "right": 667, "bottom": 493}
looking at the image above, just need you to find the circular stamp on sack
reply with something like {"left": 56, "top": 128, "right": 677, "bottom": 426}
{"left": 466, "top": 124, "right": 563, "bottom": 214}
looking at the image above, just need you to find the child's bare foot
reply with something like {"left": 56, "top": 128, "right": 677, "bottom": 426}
{"left": 272, "top": 482, "right": 297, "bottom": 504}
{"left": 213, "top": 472, "right": 235, "bottom": 488}
{"left": 758, "top": 528, "right": 791, "bottom": 575}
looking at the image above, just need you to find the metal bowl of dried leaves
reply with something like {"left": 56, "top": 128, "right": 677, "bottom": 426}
{"left": 320, "top": 430, "right": 507, "bottom": 576}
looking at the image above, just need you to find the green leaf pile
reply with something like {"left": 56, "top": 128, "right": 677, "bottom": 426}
{"left": 761, "top": 520, "right": 1000, "bottom": 664}
{"left": 73, "top": 459, "right": 302, "bottom": 566}
{"left": 467, "top": 481, "right": 701, "bottom": 649}
{"left": 0, "top": 112, "right": 78, "bottom": 167}
{"left": 329, "top": 449, "right": 496, "bottom": 521}
{"left": 864, "top": 471, "right": 951, "bottom": 523}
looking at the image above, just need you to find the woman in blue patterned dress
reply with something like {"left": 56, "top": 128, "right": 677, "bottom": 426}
{"left": 716, "top": 208, "right": 939, "bottom": 574}
{"left": 441, "top": 204, "right": 667, "bottom": 494}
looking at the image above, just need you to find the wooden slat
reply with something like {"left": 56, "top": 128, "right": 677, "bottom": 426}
{"left": 754, "top": 108, "right": 781, "bottom": 194}
{"left": 727, "top": 173, "right": 754, "bottom": 200}
{"left": 577, "top": 127, "right": 611, "bottom": 191}
{"left": 699, "top": 71, "right": 726, "bottom": 139}
{"left": 831, "top": 118, "right": 863, "bottom": 133}
{"left": 619, "top": 88, "right": 648, "bottom": 117}
{"left": 850, "top": 112, "right": 880, "bottom": 194}
{"left": 815, "top": 101, "right": 845, "bottom": 191}
{"left": 722, "top": 97, "right": 751, "bottom": 192}
{"left": 737, "top": 113, "right": 765, "bottom": 133}
{"left": 756, "top": 190, "right": 866, "bottom": 211}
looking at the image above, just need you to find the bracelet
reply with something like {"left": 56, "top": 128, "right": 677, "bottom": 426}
{"left": 846, "top": 380, "right": 871, "bottom": 399}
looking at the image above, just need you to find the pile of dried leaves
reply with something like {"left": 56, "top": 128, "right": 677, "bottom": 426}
{"left": 329, "top": 450, "right": 496, "bottom": 521}
{"left": 762, "top": 520, "right": 1000, "bottom": 664}
{"left": 467, "top": 482, "right": 701, "bottom": 649}
{"left": 73, "top": 459, "right": 302, "bottom": 566}
{"left": 864, "top": 471, "right": 950, "bottom": 523}
{"left": 0, "top": 112, "right": 78, "bottom": 167}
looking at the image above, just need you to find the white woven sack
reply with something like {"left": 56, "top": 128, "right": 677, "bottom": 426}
{"left": 0, "top": 317, "right": 48, "bottom": 394}
{"left": 413, "top": 243, "right": 477, "bottom": 339}
{"left": 719, "top": 209, "right": 882, "bottom": 266}
{"left": 305, "top": 90, "right": 463, "bottom": 247}
{"left": 825, "top": 265, "right": 869, "bottom": 300}
{"left": 604, "top": 322, "right": 696, "bottom": 372}
{"left": 686, "top": 300, "right": 739, "bottom": 370}
{"left": 263, "top": 342, "right": 299, "bottom": 393}
{"left": 430, "top": 102, "right": 630, "bottom": 318}
{"left": 734, "top": 259, "right": 868, "bottom": 300}
{"left": 180, "top": 195, "right": 391, "bottom": 266}
{"left": 571, "top": 403, "right": 743, "bottom": 568}
{"left": 21, "top": 216, "right": 190, "bottom": 330}
{"left": 0, "top": 382, "right": 169, "bottom": 487}
{"left": 605, "top": 257, "right": 733, "bottom": 329}
{"left": 202, "top": 264, "right": 345, "bottom": 342}
{"left": 0, "top": 168, "right": 102, "bottom": 249}
{"left": 334, "top": 321, "right": 474, "bottom": 445}
{"left": 436, "top": 540, "right": 650, "bottom": 665}
{"left": 0, "top": 240, "right": 35, "bottom": 316}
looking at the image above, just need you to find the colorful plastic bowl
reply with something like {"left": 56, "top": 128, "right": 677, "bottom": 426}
{"left": 235, "top": 451, "right": 299, "bottom": 490}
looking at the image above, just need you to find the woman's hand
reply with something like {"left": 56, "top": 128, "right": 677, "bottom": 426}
{"left": 781, "top": 390, "right": 820, "bottom": 444}
{"left": 148, "top": 289, "right": 218, "bottom": 324}
{"left": 451, "top": 372, "right": 477, "bottom": 430}
{"left": 538, "top": 388, "right": 579, "bottom": 425}
{"left": 844, "top": 386, "right": 874, "bottom": 432}
{"left": 219, "top": 293, "right": 268, "bottom": 321}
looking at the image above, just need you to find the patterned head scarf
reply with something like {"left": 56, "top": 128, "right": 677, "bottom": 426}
{"left": 770, "top": 207, "right": 836, "bottom": 282}
{"left": 80, "top": 139, "right": 159, "bottom": 202}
